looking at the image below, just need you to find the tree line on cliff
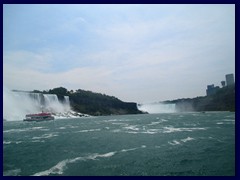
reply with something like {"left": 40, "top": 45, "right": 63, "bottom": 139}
{"left": 33, "top": 87, "right": 143, "bottom": 116}
{"left": 163, "top": 84, "right": 235, "bottom": 112}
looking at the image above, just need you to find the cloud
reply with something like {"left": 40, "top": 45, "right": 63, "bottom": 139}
{"left": 3, "top": 4, "right": 235, "bottom": 103}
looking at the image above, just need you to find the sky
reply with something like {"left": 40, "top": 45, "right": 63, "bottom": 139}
{"left": 3, "top": 4, "right": 235, "bottom": 103}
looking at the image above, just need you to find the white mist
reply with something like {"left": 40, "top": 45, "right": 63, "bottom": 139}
{"left": 138, "top": 103, "right": 176, "bottom": 114}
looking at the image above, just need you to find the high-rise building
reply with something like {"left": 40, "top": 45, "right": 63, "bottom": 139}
{"left": 221, "top": 81, "right": 226, "bottom": 87}
{"left": 206, "top": 84, "right": 219, "bottom": 96}
{"left": 225, "top": 74, "right": 234, "bottom": 86}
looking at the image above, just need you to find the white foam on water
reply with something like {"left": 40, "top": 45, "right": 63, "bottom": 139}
{"left": 163, "top": 127, "right": 207, "bottom": 133}
{"left": 3, "top": 126, "right": 45, "bottom": 133}
{"left": 105, "top": 119, "right": 118, "bottom": 122}
{"left": 181, "top": 137, "right": 194, "bottom": 143}
{"left": 121, "top": 147, "right": 138, "bottom": 152}
{"left": 75, "top": 129, "right": 101, "bottom": 133}
{"left": 111, "top": 122, "right": 128, "bottom": 125}
{"left": 125, "top": 128, "right": 160, "bottom": 134}
{"left": 33, "top": 159, "right": 68, "bottom": 176}
{"left": 144, "top": 129, "right": 160, "bottom": 134}
{"left": 120, "top": 145, "right": 147, "bottom": 153}
{"left": 3, "top": 141, "right": 22, "bottom": 145}
{"left": 112, "top": 129, "right": 121, "bottom": 133}
{"left": 123, "top": 125, "right": 139, "bottom": 131}
{"left": 59, "top": 127, "right": 66, "bottom": 129}
{"left": 223, "top": 119, "right": 235, "bottom": 122}
{"left": 3, "top": 141, "right": 12, "bottom": 145}
{"left": 32, "top": 133, "right": 58, "bottom": 140}
{"left": 168, "top": 140, "right": 181, "bottom": 145}
{"left": 31, "top": 140, "right": 45, "bottom": 143}
{"left": 125, "top": 131, "right": 138, "bottom": 134}
{"left": 149, "top": 121, "right": 161, "bottom": 126}
{"left": 93, "top": 152, "right": 116, "bottom": 158}
{"left": 33, "top": 151, "right": 116, "bottom": 176}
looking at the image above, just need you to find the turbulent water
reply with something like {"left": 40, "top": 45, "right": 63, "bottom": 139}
{"left": 3, "top": 112, "right": 235, "bottom": 176}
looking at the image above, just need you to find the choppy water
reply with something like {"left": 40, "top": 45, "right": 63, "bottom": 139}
{"left": 3, "top": 112, "right": 235, "bottom": 176}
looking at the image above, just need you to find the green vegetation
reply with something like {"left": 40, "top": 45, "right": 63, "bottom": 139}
{"left": 164, "top": 84, "right": 235, "bottom": 112}
{"left": 33, "top": 87, "right": 143, "bottom": 116}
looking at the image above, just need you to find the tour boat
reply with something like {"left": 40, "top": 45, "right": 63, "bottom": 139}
{"left": 23, "top": 112, "right": 54, "bottom": 122}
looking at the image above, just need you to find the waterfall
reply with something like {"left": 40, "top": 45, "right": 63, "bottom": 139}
{"left": 3, "top": 88, "right": 72, "bottom": 121}
{"left": 138, "top": 103, "right": 176, "bottom": 114}
{"left": 64, "top": 96, "right": 71, "bottom": 111}
{"left": 3, "top": 90, "right": 43, "bottom": 120}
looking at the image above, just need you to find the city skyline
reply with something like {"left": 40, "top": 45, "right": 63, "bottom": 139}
{"left": 3, "top": 4, "right": 235, "bottom": 103}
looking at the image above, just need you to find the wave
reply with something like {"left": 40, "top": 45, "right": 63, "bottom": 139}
{"left": 123, "top": 125, "right": 139, "bottom": 131}
{"left": 74, "top": 129, "right": 101, "bottom": 133}
{"left": 33, "top": 145, "right": 147, "bottom": 176}
{"left": 163, "top": 127, "right": 207, "bottom": 133}
{"left": 32, "top": 133, "right": 58, "bottom": 140}
{"left": 168, "top": 140, "right": 181, "bottom": 145}
{"left": 33, "top": 151, "right": 116, "bottom": 176}
{"left": 3, "top": 127, "right": 47, "bottom": 133}
{"left": 148, "top": 121, "right": 162, "bottom": 126}
{"left": 3, "top": 141, "right": 22, "bottom": 145}
{"left": 168, "top": 137, "right": 194, "bottom": 145}
{"left": 181, "top": 137, "right": 194, "bottom": 142}
{"left": 31, "top": 140, "right": 45, "bottom": 143}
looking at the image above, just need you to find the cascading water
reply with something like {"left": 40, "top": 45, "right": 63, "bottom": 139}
{"left": 64, "top": 96, "right": 71, "bottom": 111}
{"left": 137, "top": 103, "right": 176, "bottom": 114}
{"left": 3, "top": 88, "right": 74, "bottom": 121}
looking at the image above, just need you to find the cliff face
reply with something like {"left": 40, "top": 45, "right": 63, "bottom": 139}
{"left": 70, "top": 90, "right": 142, "bottom": 116}
{"left": 164, "top": 84, "right": 235, "bottom": 112}
{"left": 34, "top": 87, "right": 143, "bottom": 116}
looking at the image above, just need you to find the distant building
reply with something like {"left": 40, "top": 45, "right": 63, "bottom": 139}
{"left": 225, "top": 74, "right": 234, "bottom": 86}
{"left": 206, "top": 84, "right": 220, "bottom": 96}
{"left": 221, "top": 81, "right": 226, "bottom": 87}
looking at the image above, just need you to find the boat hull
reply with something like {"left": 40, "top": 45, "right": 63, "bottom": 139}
{"left": 23, "top": 112, "right": 55, "bottom": 122}
{"left": 23, "top": 117, "right": 54, "bottom": 122}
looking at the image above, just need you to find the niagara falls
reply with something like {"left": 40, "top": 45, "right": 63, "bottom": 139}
{"left": 3, "top": 4, "right": 235, "bottom": 176}
{"left": 3, "top": 88, "right": 88, "bottom": 121}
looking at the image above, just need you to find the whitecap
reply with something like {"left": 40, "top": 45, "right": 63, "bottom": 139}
{"left": 3, "top": 127, "right": 44, "bottom": 133}
{"left": 111, "top": 122, "right": 128, "bottom": 125}
{"left": 168, "top": 140, "right": 181, "bottom": 145}
{"left": 181, "top": 137, "right": 194, "bottom": 142}
{"left": 75, "top": 129, "right": 101, "bottom": 133}
{"left": 32, "top": 133, "right": 58, "bottom": 140}
{"left": 31, "top": 140, "right": 45, "bottom": 143}
{"left": 112, "top": 129, "right": 121, "bottom": 133}
{"left": 163, "top": 127, "right": 207, "bottom": 133}
{"left": 33, "top": 151, "right": 116, "bottom": 176}
{"left": 3, "top": 141, "right": 22, "bottom": 145}
{"left": 3, "top": 141, "right": 12, "bottom": 145}
{"left": 121, "top": 147, "right": 138, "bottom": 152}
{"left": 123, "top": 125, "right": 139, "bottom": 131}
{"left": 149, "top": 122, "right": 161, "bottom": 126}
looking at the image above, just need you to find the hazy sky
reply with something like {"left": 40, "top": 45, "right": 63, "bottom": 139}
{"left": 3, "top": 4, "right": 235, "bottom": 103}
